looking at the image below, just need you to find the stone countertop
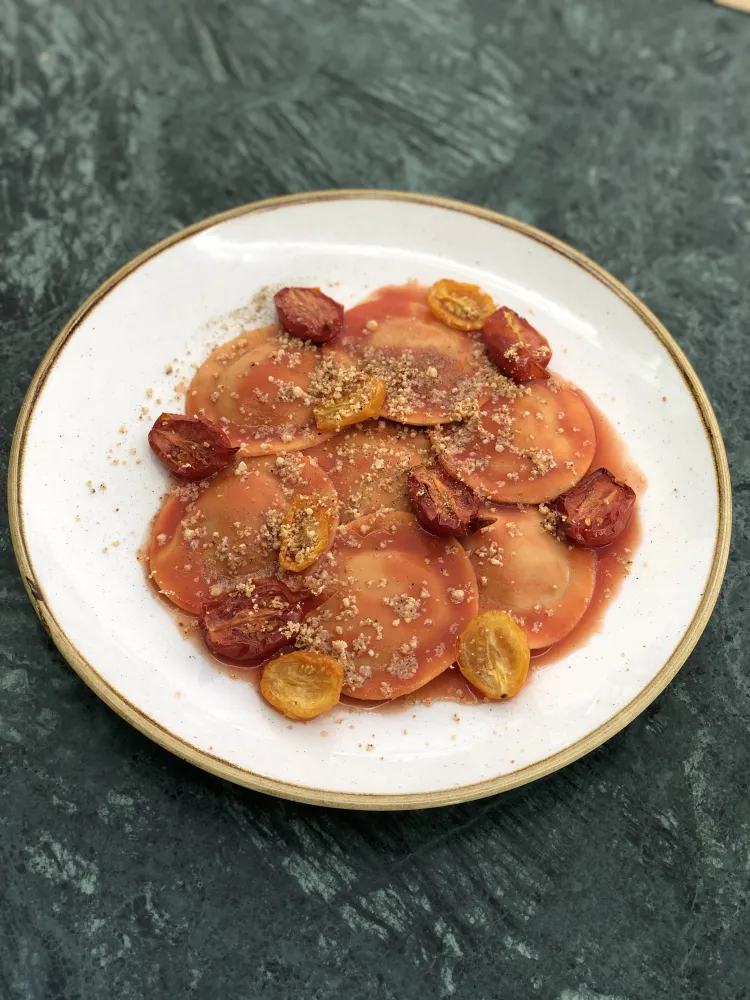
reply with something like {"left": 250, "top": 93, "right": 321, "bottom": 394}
{"left": 1, "top": 1, "right": 748, "bottom": 997}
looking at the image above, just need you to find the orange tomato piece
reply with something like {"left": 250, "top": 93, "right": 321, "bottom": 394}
{"left": 457, "top": 610, "right": 530, "bottom": 700}
{"left": 278, "top": 494, "right": 331, "bottom": 572}
{"left": 427, "top": 279, "right": 495, "bottom": 332}
{"left": 313, "top": 375, "right": 387, "bottom": 431}
{"left": 484, "top": 307, "right": 552, "bottom": 368}
{"left": 482, "top": 309, "right": 550, "bottom": 383}
{"left": 261, "top": 651, "right": 344, "bottom": 720}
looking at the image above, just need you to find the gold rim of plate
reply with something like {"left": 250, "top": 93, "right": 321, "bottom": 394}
{"left": 7, "top": 190, "right": 732, "bottom": 810}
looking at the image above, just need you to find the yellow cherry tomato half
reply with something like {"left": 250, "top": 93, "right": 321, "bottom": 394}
{"left": 457, "top": 610, "right": 530, "bottom": 700}
{"left": 278, "top": 494, "right": 332, "bottom": 572}
{"left": 314, "top": 375, "right": 387, "bottom": 431}
{"left": 427, "top": 279, "right": 495, "bottom": 332}
{"left": 261, "top": 651, "right": 344, "bottom": 720}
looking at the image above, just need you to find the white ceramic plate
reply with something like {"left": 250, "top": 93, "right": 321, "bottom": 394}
{"left": 9, "top": 191, "right": 730, "bottom": 809}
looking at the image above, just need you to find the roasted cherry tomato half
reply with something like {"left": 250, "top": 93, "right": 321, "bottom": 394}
{"left": 503, "top": 308, "right": 552, "bottom": 366}
{"left": 313, "top": 375, "right": 387, "bottom": 431}
{"left": 148, "top": 412, "right": 239, "bottom": 480}
{"left": 407, "top": 463, "right": 494, "bottom": 537}
{"left": 199, "top": 580, "right": 308, "bottom": 662}
{"left": 482, "top": 307, "right": 551, "bottom": 382}
{"left": 274, "top": 287, "right": 344, "bottom": 344}
{"left": 427, "top": 279, "right": 496, "bottom": 332}
{"left": 278, "top": 495, "right": 332, "bottom": 572}
{"left": 552, "top": 467, "right": 636, "bottom": 547}
{"left": 457, "top": 610, "right": 530, "bottom": 700}
{"left": 261, "top": 651, "right": 344, "bottom": 720}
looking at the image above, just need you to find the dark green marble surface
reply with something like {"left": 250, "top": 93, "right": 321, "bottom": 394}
{"left": 1, "top": 1, "right": 749, "bottom": 997}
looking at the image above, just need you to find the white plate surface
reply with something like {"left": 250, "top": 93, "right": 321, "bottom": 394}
{"left": 11, "top": 192, "right": 730, "bottom": 808}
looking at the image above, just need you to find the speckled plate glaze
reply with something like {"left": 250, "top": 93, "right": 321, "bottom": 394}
{"left": 8, "top": 191, "right": 731, "bottom": 809}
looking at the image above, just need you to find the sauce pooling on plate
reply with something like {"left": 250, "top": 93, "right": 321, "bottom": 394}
{"left": 146, "top": 280, "right": 643, "bottom": 720}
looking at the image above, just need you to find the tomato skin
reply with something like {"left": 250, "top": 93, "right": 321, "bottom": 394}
{"left": 553, "top": 467, "right": 636, "bottom": 547}
{"left": 148, "top": 413, "right": 239, "bottom": 480}
{"left": 199, "top": 581, "right": 308, "bottom": 663}
{"left": 274, "top": 287, "right": 344, "bottom": 344}
{"left": 482, "top": 308, "right": 551, "bottom": 382}
{"left": 407, "top": 463, "right": 495, "bottom": 537}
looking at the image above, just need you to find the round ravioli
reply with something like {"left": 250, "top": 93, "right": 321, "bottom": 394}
{"left": 431, "top": 380, "right": 597, "bottom": 504}
{"left": 463, "top": 507, "right": 596, "bottom": 649}
{"left": 306, "top": 420, "right": 433, "bottom": 523}
{"left": 149, "top": 453, "right": 338, "bottom": 614}
{"left": 187, "top": 325, "right": 334, "bottom": 454}
{"left": 298, "top": 510, "right": 479, "bottom": 699}
{"left": 325, "top": 284, "right": 491, "bottom": 426}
